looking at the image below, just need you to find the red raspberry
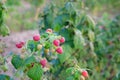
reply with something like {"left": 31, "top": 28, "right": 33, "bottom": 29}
{"left": 20, "top": 41, "right": 25, "bottom": 46}
{"left": 53, "top": 39, "right": 60, "bottom": 46}
{"left": 59, "top": 37, "right": 65, "bottom": 43}
{"left": 40, "top": 59, "right": 47, "bottom": 68}
{"left": 82, "top": 70, "right": 89, "bottom": 78}
{"left": 46, "top": 28, "right": 53, "bottom": 33}
{"left": 16, "top": 43, "right": 23, "bottom": 48}
{"left": 56, "top": 47, "right": 63, "bottom": 54}
{"left": 33, "top": 34, "right": 40, "bottom": 41}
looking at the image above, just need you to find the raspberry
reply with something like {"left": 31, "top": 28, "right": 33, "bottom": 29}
{"left": 82, "top": 70, "right": 89, "bottom": 78}
{"left": 56, "top": 47, "right": 63, "bottom": 54}
{"left": 16, "top": 43, "right": 23, "bottom": 48}
{"left": 53, "top": 39, "right": 60, "bottom": 46}
{"left": 20, "top": 41, "right": 25, "bottom": 46}
{"left": 37, "top": 44, "right": 42, "bottom": 50}
{"left": 33, "top": 34, "right": 40, "bottom": 41}
{"left": 40, "top": 59, "right": 47, "bottom": 68}
{"left": 59, "top": 37, "right": 65, "bottom": 43}
{"left": 46, "top": 28, "right": 53, "bottom": 33}
{"left": 44, "top": 49, "right": 49, "bottom": 54}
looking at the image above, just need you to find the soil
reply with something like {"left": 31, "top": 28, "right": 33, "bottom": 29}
{"left": 0, "top": 30, "right": 39, "bottom": 79}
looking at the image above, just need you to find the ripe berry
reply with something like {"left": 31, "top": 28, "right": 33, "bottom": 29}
{"left": 40, "top": 59, "right": 47, "bottom": 68}
{"left": 53, "top": 39, "right": 60, "bottom": 46}
{"left": 82, "top": 70, "right": 89, "bottom": 78}
{"left": 56, "top": 47, "right": 63, "bottom": 54}
{"left": 16, "top": 43, "right": 23, "bottom": 48}
{"left": 33, "top": 34, "right": 40, "bottom": 41}
{"left": 20, "top": 41, "right": 25, "bottom": 46}
{"left": 46, "top": 28, "right": 53, "bottom": 33}
{"left": 37, "top": 44, "right": 42, "bottom": 50}
{"left": 59, "top": 37, "right": 65, "bottom": 43}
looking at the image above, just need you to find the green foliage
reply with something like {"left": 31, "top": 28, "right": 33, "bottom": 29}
{"left": 27, "top": 64, "right": 43, "bottom": 80}
{"left": 39, "top": 0, "right": 120, "bottom": 80}
{"left": 0, "top": 74, "right": 13, "bottom": 80}
{"left": 11, "top": 55, "right": 24, "bottom": 69}
{"left": 0, "top": 1, "right": 10, "bottom": 36}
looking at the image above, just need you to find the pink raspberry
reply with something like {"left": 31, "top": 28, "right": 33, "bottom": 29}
{"left": 82, "top": 70, "right": 89, "bottom": 78}
{"left": 33, "top": 34, "right": 40, "bottom": 41}
{"left": 20, "top": 41, "right": 25, "bottom": 46}
{"left": 59, "top": 37, "right": 65, "bottom": 43}
{"left": 56, "top": 47, "right": 63, "bottom": 54}
{"left": 53, "top": 39, "right": 60, "bottom": 46}
{"left": 46, "top": 28, "right": 53, "bottom": 33}
{"left": 16, "top": 43, "right": 23, "bottom": 48}
{"left": 40, "top": 59, "right": 47, "bottom": 68}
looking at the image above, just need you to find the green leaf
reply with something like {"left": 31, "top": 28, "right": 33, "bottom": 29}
{"left": 73, "top": 29, "right": 85, "bottom": 49}
{"left": 27, "top": 63, "right": 43, "bottom": 80}
{"left": 59, "top": 28, "right": 73, "bottom": 41}
{"left": 58, "top": 44, "right": 73, "bottom": 64}
{"left": 0, "top": 74, "right": 13, "bottom": 80}
{"left": 66, "top": 67, "right": 74, "bottom": 74}
{"left": 0, "top": 24, "right": 10, "bottom": 37}
{"left": 27, "top": 40, "right": 39, "bottom": 52}
{"left": 24, "top": 56, "right": 36, "bottom": 67}
{"left": 66, "top": 76, "right": 74, "bottom": 80}
{"left": 53, "top": 14, "right": 69, "bottom": 32}
{"left": 11, "top": 55, "right": 23, "bottom": 69}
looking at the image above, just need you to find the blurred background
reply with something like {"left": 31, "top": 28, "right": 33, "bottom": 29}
{"left": 5, "top": 0, "right": 120, "bottom": 32}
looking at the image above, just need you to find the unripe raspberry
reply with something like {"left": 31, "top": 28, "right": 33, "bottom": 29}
{"left": 46, "top": 28, "right": 53, "bottom": 33}
{"left": 44, "top": 49, "right": 49, "bottom": 54}
{"left": 16, "top": 43, "right": 22, "bottom": 48}
{"left": 40, "top": 59, "right": 47, "bottom": 68}
{"left": 37, "top": 44, "right": 43, "bottom": 50}
{"left": 82, "top": 70, "right": 89, "bottom": 78}
{"left": 21, "top": 48, "right": 26, "bottom": 53}
{"left": 56, "top": 47, "right": 63, "bottom": 54}
{"left": 59, "top": 37, "right": 65, "bottom": 43}
{"left": 53, "top": 39, "right": 60, "bottom": 46}
{"left": 80, "top": 75, "right": 85, "bottom": 80}
{"left": 33, "top": 34, "right": 40, "bottom": 41}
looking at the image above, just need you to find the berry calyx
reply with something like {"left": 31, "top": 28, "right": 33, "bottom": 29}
{"left": 81, "top": 70, "right": 89, "bottom": 78}
{"left": 56, "top": 47, "right": 63, "bottom": 54}
{"left": 59, "top": 37, "right": 65, "bottom": 43}
{"left": 33, "top": 34, "right": 40, "bottom": 41}
{"left": 40, "top": 59, "right": 47, "bottom": 68}
{"left": 16, "top": 43, "right": 23, "bottom": 48}
{"left": 46, "top": 28, "right": 53, "bottom": 33}
{"left": 53, "top": 39, "right": 60, "bottom": 46}
{"left": 37, "top": 44, "right": 43, "bottom": 50}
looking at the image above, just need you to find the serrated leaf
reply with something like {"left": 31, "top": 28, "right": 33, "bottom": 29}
{"left": 11, "top": 55, "right": 23, "bottom": 69}
{"left": 73, "top": 29, "right": 85, "bottom": 49}
{"left": 24, "top": 56, "right": 36, "bottom": 67}
{"left": 0, "top": 74, "right": 13, "bottom": 80}
{"left": 53, "top": 14, "right": 69, "bottom": 32}
{"left": 66, "top": 67, "right": 74, "bottom": 74}
{"left": 0, "top": 24, "right": 10, "bottom": 36}
{"left": 27, "top": 40, "right": 39, "bottom": 52}
{"left": 27, "top": 64, "right": 43, "bottom": 80}
{"left": 66, "top": 76, "right": 74, "bottom": 80}
{"left": 58, "top": 44, "right": 73, "bottom": 64}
